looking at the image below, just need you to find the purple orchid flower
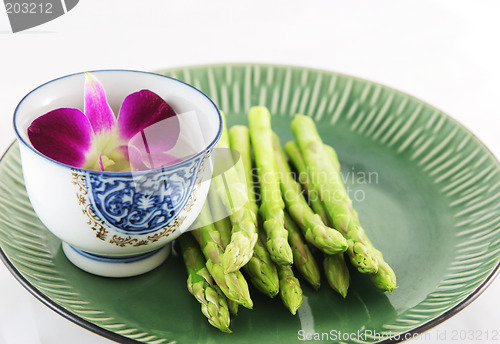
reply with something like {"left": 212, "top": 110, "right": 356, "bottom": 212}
{"left": 27, "top": 73, "right": 181, "bottom": 172}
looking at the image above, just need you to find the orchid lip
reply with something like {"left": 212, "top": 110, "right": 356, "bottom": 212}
{"left": 13, "top": 69, "right": 223, "bottom": 175}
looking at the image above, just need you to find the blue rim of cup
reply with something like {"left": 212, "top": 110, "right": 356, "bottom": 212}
{"left": 12, "top": 69, "right": 223, "bottom": 176}
{"left": 67, "top": 245, "right": 164, "bottom": 263}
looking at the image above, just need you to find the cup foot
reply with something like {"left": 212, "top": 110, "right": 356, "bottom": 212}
{"left": 62, "top": 243, "right": 171, "bottom": 278}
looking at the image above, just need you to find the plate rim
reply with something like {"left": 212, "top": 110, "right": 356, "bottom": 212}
{"left": 159, "top": 62, "right": 500, "bottom": 163}
{"left": 1, "top": 62, "right": 500, "bottom": 344}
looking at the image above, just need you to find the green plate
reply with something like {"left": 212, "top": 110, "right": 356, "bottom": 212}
{"left": 1, "top": 64, "right": 500, "bottom": 344}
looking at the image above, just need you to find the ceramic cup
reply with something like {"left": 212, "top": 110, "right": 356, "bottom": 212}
{"left": 13, "top": 70, "right": 222, "bottom": 277}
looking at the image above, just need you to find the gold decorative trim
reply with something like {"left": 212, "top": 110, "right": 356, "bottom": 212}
{"left": 109, "top": 215, "right": 186, "bottom": 247}
{"left": 72, "top": 171, "right": 108, "bottom": 241}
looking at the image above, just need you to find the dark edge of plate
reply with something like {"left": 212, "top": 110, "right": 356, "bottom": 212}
{"left": 379, "top": 262, "right": 500, "bottom": 343}
{"left": 0, "top": 247, "right": 142, "bottom": 344}
{"left": 1, "top": 62, "right": 500, "bottom": 343}
{"left": 0, "top": 141, "right": 142, "bottom": 344}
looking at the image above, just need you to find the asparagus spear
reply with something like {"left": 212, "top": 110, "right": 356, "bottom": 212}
{"left": 286, "top": 142, "right": 359, "bottom": 227}
{"left": 244, "top": 230, "right": 280, "bottom": 298}
{"left": 227, "top": 298, "right": 239, "bottom": 317}
{"left": 208, "top": 186, "right": 232, "bottom": 248}
{"left": 284, "top": 141, "right": 330, "bottom": 226}
{"left": 283, "top": 212, "right": 321, "bottom": 290}
{"left": 248, "top": 106, "right": 293, "bottom": 266}
{"left": 285, "top": 141, "right": 352, "bottom": 296}
{"left": 228, "top": 124, "right": 280, "bottom": 298}
{"left": 323, "top": 253, "right": 350, "bottom": 298}
{"left": 214, "top": 112, "right": 258, "bottom": 273}
{"left": 325, "top": 139, "right": 396, "bottom": 292}
{"left": 229, "top": 125, "right": 259, "bottom": 219}
{"left": 272, "top": 133, "right": 348, "bottom": 255}
{"left": 191, "top": 205, "right": 253, "bottom": 309}
{"left": 277, "top": 264, "right": 303, "bottom": 315}
{"left": 207, "top": 188, "right": 240, "bottom": 315}
{"left": 323, "top": 144, "right": 341, "bottom": 174}
{"left": 369, "top": 248, "right": 397, "bottom": 293}
{"left": 178, "top": 234, "right": 231, "bottom": 333}
{"left": 290, "top": 114, "right": 379, "bottom": 274}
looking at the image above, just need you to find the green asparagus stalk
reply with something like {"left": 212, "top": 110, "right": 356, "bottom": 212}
{"left": 286, "top": 142, "right": 358, "bottom": 225}
{"left": 208, "top": 186, "right": 232, "bottom": 248}
{"left": 207, "top": 188, "right": 240, "bottom": 315}
{"left": 229, "top": 125, "right": 259, "bottom": 220}
{"left": 290, "top": 114, "right": 379, "bottom": 274}
{"left": 178, "top": 234, "right": 231, "bottom": 333}
{"left": 214, "top": 112, "right": 258, "bottom": 273}
{"left": 323, "top": 253, "right": 350, "bottom": 298}
{"left": 369, "top": 248, "right": 397, "bottom": 293}
{"left": 277, "top": 264, "right": 303, "bottom": 315}
{"left": 283, "top": 212, "right": 321, "bottom": 290}
{"left": 325, "top": 141, "right": 396, "bottom": 292}
{"left": 243, "top": 230, "right": 280, "bottom": 298}
{"left": 323, "top": 144, "right": 352, "bottom": 204}
{"left": 284, "top": 140, "right": 354, "bottom": 296}
{"left": 248, "top": 106, "right": 293, "bottom": 266}
{"left": 323, "top": 144, "right": 341, "bottom": 174}
{"left": 228, "top": 124, "right": 280, "bottom": 298}
{"left": 284, "top": 141, "right": 330, "bottom": 226}
{"left": 272, "top": 133, "right": 348, "bottom": 255}
{"left": 191, "top": 205, "right": 253, "bottom": 309}
{"left": 227, "top": 298, "right": 239, "bottom": 317}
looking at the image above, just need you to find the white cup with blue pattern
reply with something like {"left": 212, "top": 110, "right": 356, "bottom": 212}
{"left": 13, "top": 70, "right": 222, "bottom": 277}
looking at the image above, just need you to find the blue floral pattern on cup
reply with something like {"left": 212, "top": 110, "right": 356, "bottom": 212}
{"left": 85, "top": 156, "right": 204, "bottom": 235}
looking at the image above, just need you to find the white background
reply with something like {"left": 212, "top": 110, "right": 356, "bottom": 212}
{"left": 0, "top": 1, "right": 499, "bottom": 343}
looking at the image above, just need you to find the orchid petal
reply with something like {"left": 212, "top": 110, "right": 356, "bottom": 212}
{"left": 127, "top": 145, "right": 182, "bottom": 171}
{"left": 27, "top": 108, "right": 93, "bottom": 167}
{"left": 84, "top": 73, "right": 116, "bottom": 134}
{"left": 117, "top": 90, "right": 179, "bottom": 152}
